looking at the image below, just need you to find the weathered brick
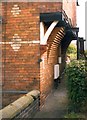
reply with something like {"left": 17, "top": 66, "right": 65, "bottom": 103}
{"left": 1, "top": 1, "right": 76, "bottom": 108}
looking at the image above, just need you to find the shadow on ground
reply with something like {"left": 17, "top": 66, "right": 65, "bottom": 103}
{"left": 34, "top": 75, "right": 68, "bottom": 118}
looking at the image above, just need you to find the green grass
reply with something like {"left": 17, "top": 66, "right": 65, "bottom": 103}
{"left": 64, "top": 112, "right": 86, "bottom": 118}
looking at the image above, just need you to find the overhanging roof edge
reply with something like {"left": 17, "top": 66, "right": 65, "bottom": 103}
{"left": 40, "top": 12, "right": 72, "bottom": 29}
{"left": 40, "top": 12, "right": 62, "bottom": 22}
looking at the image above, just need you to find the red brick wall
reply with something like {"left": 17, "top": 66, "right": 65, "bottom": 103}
{"left": 40, "top": 27, "right": 65, "bottom": 105}
{"left": 63, "top": 0, "right": 76, "bottom": 27}
{"left": 2, "top": 2, "right": 62, "bottom": 107}
{"left": 2, "top": 3, "right": 40, "bottom": 90}
{"left": 2, "top": 1, "right": 76, "bottom": 107}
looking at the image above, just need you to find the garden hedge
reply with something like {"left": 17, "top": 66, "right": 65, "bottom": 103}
{"left": 65, "top": 60, "right": 87, "bottom": 112}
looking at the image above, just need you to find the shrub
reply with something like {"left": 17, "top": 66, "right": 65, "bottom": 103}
{"left": 65, "top": 60, "right": 87, "bottom": 112}
{"left": 67, "top": 44, "right": 77, "bottom": 54}
{"left": 68, "top": 53, "right": 77, "bottom": 60}
{"left": 84, "top": 50, "right": 87, "bottom": 55}
{"left": 66, "top": 44, "right": 77, "bottom": 60}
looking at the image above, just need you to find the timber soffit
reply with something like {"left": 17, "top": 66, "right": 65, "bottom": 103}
{"left": 40, "top": 11, "right": 79, "bottom": 39}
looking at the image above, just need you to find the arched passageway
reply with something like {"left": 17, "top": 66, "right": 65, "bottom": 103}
{"left": 40, "top": 12, "right": 79, "bottom": 106}
{"left": 1, "top": 2, "right": 81, "bottom": 111}
{"left": 34, "top": 73, "right": 68, "bottom": 118}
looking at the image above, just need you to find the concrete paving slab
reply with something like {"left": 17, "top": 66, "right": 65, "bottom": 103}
{"left": 34, "top": 75, "right": 68, "bottom": 118}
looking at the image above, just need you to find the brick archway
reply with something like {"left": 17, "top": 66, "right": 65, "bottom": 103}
{"left": 40, "top": 23, "right": 78, "bottom": 106}
{"left": 40, "top": 24, "right": 65, "bottom": 105}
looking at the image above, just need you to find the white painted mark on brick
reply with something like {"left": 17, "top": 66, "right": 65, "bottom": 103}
{"left": 11, "top": 4, "right": 21, "bottom": 17}
{"left": 13, "top": 41, "right": 40, "bottom": 44}
{"left": 0, "top": 39, "right": 40, "bottom": 51}
{"left": 11, "top": 34, "right": 22, "bottom": 51}
{"left": 0, "top": 41, "right": 40, "bottom": 45}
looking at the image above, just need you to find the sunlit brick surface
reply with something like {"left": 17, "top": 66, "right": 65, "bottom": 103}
{"left": 1, "top": 1, "right": 76, "bottom": 108}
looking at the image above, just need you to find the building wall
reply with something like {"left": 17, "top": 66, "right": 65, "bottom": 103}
{"left": 63, "top": 0, "right": 76, "bottom": 27}
{"left": 2, "top": 1, "right": 76, "bottom": 107}
{"left": 40, "top": 27, "right": 65, "bottom": 105}
{"left": 2, "top": 2, "right": 40, "bottom": 107}
{"left": 0, "top": 2, "right": 2, "bottom": 109}
{"left": 2, "top": 2, "right": 62, "bottom": 107}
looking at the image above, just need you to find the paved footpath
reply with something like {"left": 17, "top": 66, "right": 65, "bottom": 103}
{"left": 34, "top": 75, "right": 68, "bottom": 118}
